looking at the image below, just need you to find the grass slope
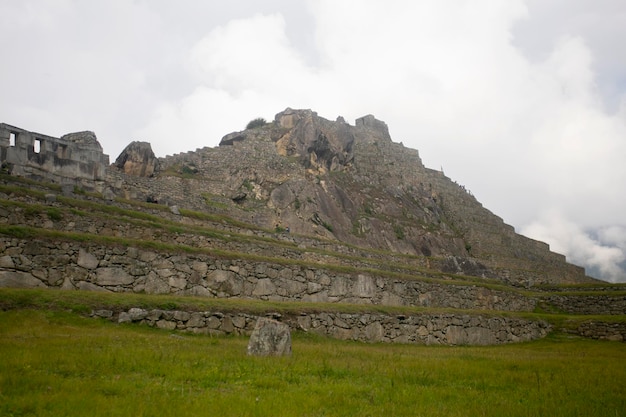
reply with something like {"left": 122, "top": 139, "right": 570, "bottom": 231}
{"left": 1, "top": 298, "right": 625, "bottom": 416}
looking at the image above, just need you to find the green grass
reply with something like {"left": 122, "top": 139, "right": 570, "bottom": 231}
{"left": 0, "top": 309, "right": 624, "bottom": 417}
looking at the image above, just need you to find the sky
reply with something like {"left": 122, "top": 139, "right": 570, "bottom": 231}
{"left": 1, "top": 0, "right": 625, "bottom": 282}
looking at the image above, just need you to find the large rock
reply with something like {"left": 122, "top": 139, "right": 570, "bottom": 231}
{"left": 247, "top": 317, "right": 292, "bottom": 356}
{"left": 0, "top": 271, "right": 46, "bottom": 288}
{"left": 114, "top": 141, "right": 159, "bottom": 177}
{"left": 273, "top": 108, "right": 356, "bottom": 173}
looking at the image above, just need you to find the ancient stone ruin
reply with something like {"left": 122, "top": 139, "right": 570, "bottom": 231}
{"left": 1, "top": 108, "right": 624, "bottom": 345}
{"left": 0, "top": 123, "right": 109, "bottom": 183}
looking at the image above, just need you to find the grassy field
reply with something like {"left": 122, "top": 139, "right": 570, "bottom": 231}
{"left": 1, "top": 308, "right": 624, "bottom": 417}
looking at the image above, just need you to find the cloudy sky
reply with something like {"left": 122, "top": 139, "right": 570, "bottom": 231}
{"left": 1, "top": 1, "right": 625, "bottom": 282}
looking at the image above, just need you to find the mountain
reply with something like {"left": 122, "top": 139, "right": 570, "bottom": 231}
{"left": 110, "top": 108, "right": 591, "bottom": 286}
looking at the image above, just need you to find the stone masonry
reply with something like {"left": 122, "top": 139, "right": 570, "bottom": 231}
{"left": 0, "top": 123, "right": 109, "bottom": 183}
{"left": 95, "top": 307, "right": 553, "bottom": 346}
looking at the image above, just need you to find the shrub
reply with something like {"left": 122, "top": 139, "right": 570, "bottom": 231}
{"left": 394, "top": 224, "right": 405, "bottom": 240}
{"left": 246, "top": 118, "right": 267, "bottom": 130}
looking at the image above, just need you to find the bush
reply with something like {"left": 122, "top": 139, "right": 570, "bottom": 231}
{"left": 246, "top": 118, "right": 267, "bottom": 130}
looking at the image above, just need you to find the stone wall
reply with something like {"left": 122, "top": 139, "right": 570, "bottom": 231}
{"left": 0, "top": 237, "right": 535, "bottom": 312}
{"left": 544, "top": 294, "right": 626, "bottom": 315}
{"left": 94, "top": 308, "right": 552, "bottom": 346}
{"left": 0, "top": 123, "right": 109, "bottom": 182}
{"left": 574, "top": 321, "right": 626, "bottom": 342}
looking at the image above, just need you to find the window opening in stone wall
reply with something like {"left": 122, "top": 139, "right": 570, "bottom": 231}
{"left": 9, "top": 132, "right": 16, "bottom": 146}
{"left": 34, "top": 139, "right": 41, "bottom": 154}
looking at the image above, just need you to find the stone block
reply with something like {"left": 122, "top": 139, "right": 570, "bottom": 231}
{"left": 128, "top": 308, "right": 148, "bottom": 321}
{"left": 0, "top": 255, "right": 15, "bottom": 268}
{"left": 156, "top": 320, "right": 177, "bottom": 330}
{"left": 247, "top": 317, "right": 292, "bottom": 356}
{"left": 0, "top": 271, "right": 46, "bottom": 288}
{"left": 95, "top": 267, "right": 134, "bottom": 286}
{"left": 253, "top": 278, "right": 276, "bottom": 296}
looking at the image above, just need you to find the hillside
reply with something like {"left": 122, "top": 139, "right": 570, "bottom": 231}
{"left": 112, "top": 108, "right": 595, "bottom": 286}
{"left": 1, "top": 110, "right": 624, "bottom": 345}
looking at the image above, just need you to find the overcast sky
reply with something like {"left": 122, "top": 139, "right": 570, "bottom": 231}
{"left": 1, "top": 1, "right": 625, "bottom": 282}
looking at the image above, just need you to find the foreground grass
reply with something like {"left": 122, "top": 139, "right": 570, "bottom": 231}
{"left": 1, "top": 309, "right": 624, "bottom": 417}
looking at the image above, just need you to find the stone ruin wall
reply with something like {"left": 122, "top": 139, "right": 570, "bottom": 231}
{"left": 92, "top": 308, "right": 554, "bottom": 346}
{"left": 0, "top": 237, "right": 536, "bottom": 313}
{"left": 1, "top": 237, "right": 624, "bottom": 318}
{"left": 0, "top": 123, "right": 110, "bottom": 184}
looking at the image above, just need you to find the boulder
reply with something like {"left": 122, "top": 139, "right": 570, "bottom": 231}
{"left": 114, "top": 141, "right": 159, "bottom": 177}
{"left": 247, "top": 317, "right": 292, "bottom": 356}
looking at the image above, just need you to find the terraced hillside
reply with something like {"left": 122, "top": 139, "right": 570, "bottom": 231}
{"left": 1, "top": 109, "right": 624, "bottom": 345}
{"left": 1, "top": 173, "right": 625, "bottom": 344}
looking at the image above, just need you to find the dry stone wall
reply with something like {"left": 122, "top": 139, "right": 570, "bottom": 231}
{"left": 543, "top": 294, "right": 626, "bottom": 315}
{"left": 93, "top": 308, "right": 552, "bottom": 346}
{"left": 0, "top": 237, "right": 535, "bottom": 312}
{"left": 574, "top": 321, "right": 626, "bottom": 342}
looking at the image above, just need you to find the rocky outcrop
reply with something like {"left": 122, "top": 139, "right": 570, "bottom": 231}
{"left": 114, "top": 141, "right": 158, "bottom": 177}
{"left": 273, "top": 108, "right": 357, "bottom": 173}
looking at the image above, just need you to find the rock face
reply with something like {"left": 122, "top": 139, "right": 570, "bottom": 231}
{"left": 272, "top": 108, "right": 362, "bottom": 174}
{"left": 114, "top": 141, "right": 158, "bottom": 177}
{"left": 247, "top": 317, "right": 292, "bottom": 356}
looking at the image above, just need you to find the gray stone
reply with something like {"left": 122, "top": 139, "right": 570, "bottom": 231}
{"left": 363, "top": 321, "right": 384, "bottom": 342}
{"left": 221, "top": 316, "right": 235, "bottom": 333}
{"left": 156, "top": 320, "right": 177, "bottom": 330}
{"left": 77, "top": 249, "right": 99, "bottom": 269}
{"left": 114, "top": 141, "right": 158, "bottom": 177}
{"left": 354, "top": 274, "right": 375, "bottom": 298}
{"left": 247, "top": 318, "right": 292, "bottom": 356}
{"left": 0, "top": 255, "right": 15, "bottom": 268}
{"left": 329, "top": 276, "right": 349, "bottom": 296}
{"left": 118, "top": 312, "right": 132, "bottom": 323}
{"left": 144, "top": 272, "right": 170, "bottom": 294}
{"left": 93, "top": 309, "right": 113, "bottom": 318}
{"left": 206, "top": 270, "right": 241, "bottom": 295}
{"left": 128, "top": 308, "right": 148, "bottom": 321}
{"left": 252, "top": 278, "right": 276, "bottom": 296}
{"left": 232, "top": 315, "right": 247, "bottom": 329}
{"left": 0, "top": 271, "right": 46, "bottom": 288}
{"left": 186, "top": 285, "right": 212, "bottom": 297}
{"left": 95, "top": 267, "right": 134, "bottom": 286}
{"left": 168, "top": 276, "right": 187, "bottom": 290}
{"left": 173, "top": 311, "right": 190, "bottom": 322}
{"left": 187, "top": 313, "right": 205, "bottom": 328}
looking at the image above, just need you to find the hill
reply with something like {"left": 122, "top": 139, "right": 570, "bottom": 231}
{"left": 1, "top": 110, "right": 624, "bottom": 345}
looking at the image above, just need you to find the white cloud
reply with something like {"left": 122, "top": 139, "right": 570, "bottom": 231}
{"left": 132, "top": 1, "right": 626, "bottom": 281}
{"left": 522, "top": 211, "right": 626, "bottom": 282}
